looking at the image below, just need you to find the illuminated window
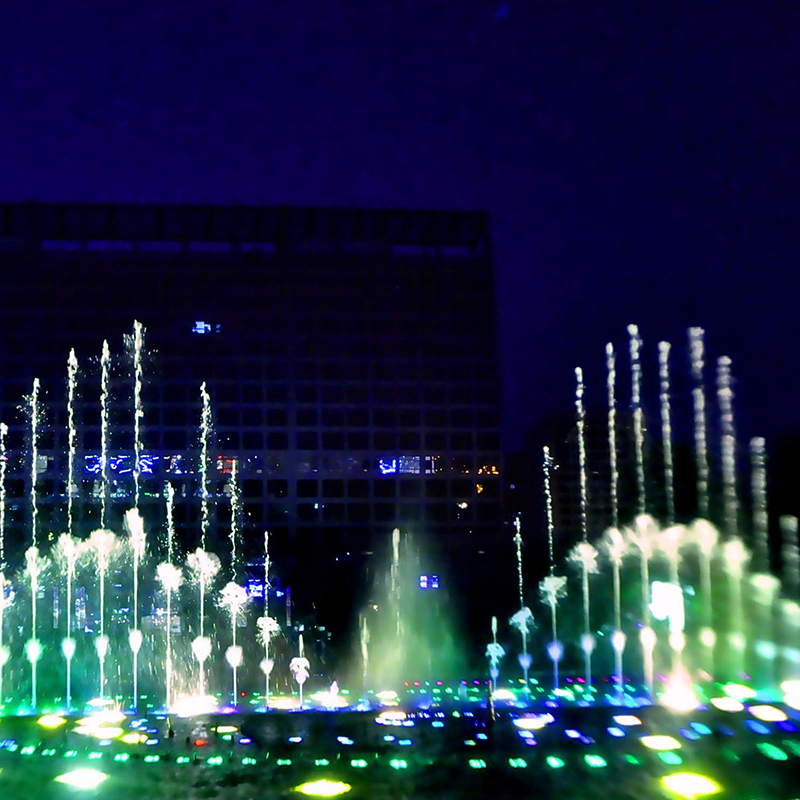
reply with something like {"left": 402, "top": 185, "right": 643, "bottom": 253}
{"left": 192, "top": 321, "right": 221, "bottom": 334}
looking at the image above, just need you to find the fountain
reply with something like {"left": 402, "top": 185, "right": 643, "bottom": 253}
{"left": 257, "top": 530, "right": 279, "bottom": 707}
{"left": 66, "top": 349, "right": 78, "bottom": 535}
{"left": 0, "top": 571, "right": 9, "bottom": 710}
{"left": 128, "top": 321, "right": 145, "bottom": 511}
{"left": 627, "top": 324, "right": 646, "bottom": 515}
{"left": 125, "top": 509, "right": 146, "bottom": 711}
{"left": 290, "top": 634, "right": 310, "bottom": 706}
{"left": 187, "top": 548, "right": 219, "bottom": 697}
{"left": 658, "top": 342, "right": 675, "bottom": 525}
{"left": 199, "top": 382, "right": 212, "bottom": 550}
{"left": 55, "top": 534, "right": 79, "bottom": 712}
{"left": 568, "top": 541, "right": 599, "bottom": 693}
{"left": 717, "top": 355, "right": 738, "bottom": 535}
{"left": 100, "top": 341, "right": 110, "bottom": 528}
{"left": 510, "top": 515, "right": 533, "bottom": 695}
{"left": 605, "top": 343, "right": 618, "bottom": 529}
{"left": 90, "top": 529, "right": 116, "bottom": 700}
{"left": 688, "top": 327, "right": 710, "bottom": 517}
{"left": 24, "top": 546, "right": 44, "bottom": 710}
{"left": 0, "top": 422, "right": 6, "bottom": 565}
{"left": 220, "top": 581, "right": 248, "bottom": 705}
{"left": 602, "top": 528, "right": 626, "bottom": 700}
{"left": 485, "top": 616, "right": 504, "bottom": 696}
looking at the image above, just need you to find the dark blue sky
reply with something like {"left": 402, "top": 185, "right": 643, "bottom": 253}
{"left": 2, "top": 0, "right": 798, "bottom": 447}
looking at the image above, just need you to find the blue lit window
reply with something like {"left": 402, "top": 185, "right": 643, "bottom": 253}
{"left": 419, "top": 575, "right": 429, "bottom": 590}
{"left": 192, "top": 321, "right": 222, "bottom": 334}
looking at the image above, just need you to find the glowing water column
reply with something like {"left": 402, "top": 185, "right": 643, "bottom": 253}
{"left": 717, "top": 357, "right": 738, "bottom": 535}
{"left": 188, "top": 548, "right": 220, "bottom": 697}
{"left": 56, "top": 534, "right": 80, "bottom": 712}
{"left": 750, "top": 573, "right": 780, "bottom": 690}
{"left": 658, "top": 342, "right": 675, "bottom": 525}
{"left": 691, "top": 519, "right": 719, "bottom": 676}
{"left": 603, "top": 528, "right": 627, "bottom": 700}
{"left": 90, "top": 529, "right": 116, "bottom": 700}
{"left": 485, "top": 617, "right": 505, "bottom": 696}
{"left": 629, "top": 516, "right": 656, "bottom": 697}
{"left": 628, "top": 325, "right": 646, "bottom": 515}
{"left": 130, "top": 321, "right": 144, "bottom": 510}
{"left": 220, "top": 581, "right": 248, "bottom": 705}
{"left": 688, "top": 328, "right": 710, "bottom": 518}
{"left": 125, "top": 509, "right": 146, "bottom": 711}
{"left": 781, "top": 516, "right": 800, "bottom": 600}
{"left": 100, "top": 342, "right": 110, "bottom": 528}
{"left": 750, "top": 438, "right": 769, "bottom": 573}
{"left": 257, "top": 530, "right": 280, "bottom": 708}
{"left": 658, "top": 526, "right": 686, "bottom": 674}
{"left": 66, "top": 350, "right": 78, "bottom": 535}
{"left": 568, "top": 542, "right": 599, "bottom": 693}
{"left": 290, "top": 634, "right": 311, "bottom": 706}
{"left": 510, "top": 515, "right": 534, "bottom": 696}
{"left": 156, "top": 562, "right": 182, "bottom": 710}
{"left": 0, "top": 572, "right": 10, "bottom": 711}
{"left": 606, "top": 343, "right": 619, "bottom": 529}
{"left": 25, "top": 546, "right": 44, "bottom": 710}
{"left": 722, "top": 539, "right": 750, "bottom": 677}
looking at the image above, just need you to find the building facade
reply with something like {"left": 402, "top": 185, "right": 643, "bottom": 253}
{"left": 0, "top": 203, "right": 503, "bottom": 614}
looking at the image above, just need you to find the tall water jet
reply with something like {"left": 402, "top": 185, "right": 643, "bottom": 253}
{"left": 750, "top": 438, "right": 769, "bottom": 573}
{"left": 781, "top": 516, "right": 800, "bottom": 599}
{"left": 156, "top": 562, "right": 181, "bottom": 710}
{"left": 358, "top": 614, "right": 369, "bottom": 696}
{"left": 256, "top": 530, "right": 279, "bottom": 707}
{"left": 541, "top": 446, "right": 567, "bottom": 690}
{"left": 568, "top": 542, "right": 599, "bottom": 692}
{"left": 290, "top": 634, "right": 310, "bottom": 706}
{"left": 129, "top": 321, "right": 145, "bottom": 511}
{"left": 485, "top": 616, "right": 505, "bottom": 696}
{"left": 688, "top": 328, "right": 710, "bottom": 518}
{"left": 692, "top": 519, "right": 719, "bottom": 675}
{"left": 188, "top": 548, "right": 220, "bottom": 696}
{"left": 603, "top": 528, "right": 627, "bottom": 700}
{"left": 25, "top": 546, "right": 44, "bottom": 710}
{"left": 100, "top": 341, "right": 111, "bottom": 528}
{"left": 29, "top": 378, "right": 41, "bottom": 547}
{"left": 658, "top": 342, "right": 675, "bottom": 525}
{"left": 717, "top": 356, "right": 738, "bottom": 535}
{"left": 229, "top": 459, "right": 241, "bottom": 578}
{"left": 67, "top": 349, "right": 78, "bottom": 535}
{"left": 221, "top": 581, "right": 248, "bottom": 705}
{"left": 628, "top": 324, "right": 646, "bottom": 515}
{"left": 199, "top": 382, "right": 212, "bottom": 549}
{"left": 511, "top": 515, "right": 533, "bottom": 694}
{"left": 390, "top": 528, "right": 402, "bottom": 637}
{"left": 606, "top": 343, "right": 619, "bottom": 529}
{"left": 722, "top": 538, "right": 750, "bottom": 677}
{"left": 575, "top": 367, "right": 588, "bottom": 541}
{"left": 56, "top": 534, "right": 79, "bottom": 712}
{"left": 0, "top": 572, "right": 10, "bottom": 710}
{"left": 166, "top": 482, "right": 176, "bottom": 563}
{"left": 90, "top": 529, "right": 115, "bottom": 699}
{"left": 629, "top": 515, "right": 656, "bottom": 696}
{"left": 125, "top": 509, "right": 146, "bottom": 710}
{"left": 0, "top": 422, "right": 6, "bottom": 565}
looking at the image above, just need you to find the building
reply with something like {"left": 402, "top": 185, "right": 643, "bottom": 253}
{"left": 0, "top": 203, "right": 503, "bottom": 627}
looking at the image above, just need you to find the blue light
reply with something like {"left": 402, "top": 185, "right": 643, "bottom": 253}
{"left": 745, "top": 720, "right": 770, "bottom": 735}
{"left": 419, "top": 575, "right": 428, "bottom": 590}
{"left": 606, "top": 727, "right": 625, "bottom": 738}
{"left": 379, "top": 459, "right": 398, "bottom": 475}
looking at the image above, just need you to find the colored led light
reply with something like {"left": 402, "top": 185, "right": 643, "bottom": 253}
{"left": 350, "top": 759, "right": 368, "bottom": 768}
{"left": 294, "top": 779, "right": 352, "bottom": 797}
{"left": 613, "top": 715, "right": 642, "bottom": 726}
{"left": 749, "top": 705, "right": 787, "bottom": 722}
{"left": 389, "top": 759, "right": 407, "bottom": 769}
{"left": 641, "top": 735, "right": 682, "bottom": 751}
{"left": 661, "top": 772, "right": 721, "bottom": 798}
{"left": 722, "top": 683, "right": 756, "bottom": 701}
{"left": 584, "top": 754, "right": 607, "bottom": 768}
{"left": 508, "top": 758, "right": 527, "bottom": 768}
{"left": 757, "top": 743, "right": 788, "bottom": 761}
{"left": 546, "top": 756, "right": 565, "bottom": 769}
{"left": 37, "top": 714, "right": 66, "bottom": 729}
{"left": 54, "top": 769, "right": 108, "bottom": 789}
{"left": 469, "top": 759, "right": 487, "bottom": 769}
{"left": 659, "top": 752, "right": 684, "bottom": 765}
{"left": 710, "top": 697, "right": 743, "bottom": 712}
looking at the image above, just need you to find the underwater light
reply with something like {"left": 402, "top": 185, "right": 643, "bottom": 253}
{"left": 709, "top": 697, "right": 743, "bottom": 712}
{"left": 612, "top": 715, "right": 642, "bottom": 726}
{"left": 377, "top": 710, "right": 407, "bottom": 723}
{"left": 216, "top": 725, "right": 238, "bottom": 734}
{"left": 172, "top": 694, "right": 219, "bottom": 717}
{"left": 749, "top": 705, "right": 787, "bottom": 722}
{"left": 641, "top": 735, "right": 682, "bottom": 751}
{"left": 270, "top": 696, "right": 301, "bottom": 710}
{"left": 661, "top": 772, "right": 721, "bottom": 798}
{"left": 121, "top": 733, "right": 145, "bottom": 745}
{"left": 514, "top": 714, "right": 554, "bottom": 731}
{"left": 492, "top": 688, "right": 515, "bottom": 701}
{"left": 54, "top": 769, "right": 108, "bottom": 789}
{"left": 37, "top": 714, "right": 66, "bottom": 729}
{"left": 722, "top": 683, "right": 756, "bottom": 701}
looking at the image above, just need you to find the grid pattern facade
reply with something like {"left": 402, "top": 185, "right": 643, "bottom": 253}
{"left": 0, "top": 204, "right": 502, "bottom": 580}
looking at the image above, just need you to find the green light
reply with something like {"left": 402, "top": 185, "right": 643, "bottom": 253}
{"left": 64, "top": 750, "right": 78, "bottom": 758}
{"left": 389, "top": 759, "right": 408, "bottom": 770}
{"left": 469, "top": 759, "right": 487, "bottom": 769}
{"left": 42, "top": 749, "right": 56, "bottom": 756}
{"left": 88, "top": 752, "right": 102, "bottom": 760}
{"left": 659, "top": 752, "right": 684, "bottom": 766}
{"left": 625, "top": 755, "right": 642, "bottom": 765}
{"left": 315, "top": 758, "right": 331, "bottom": 766}
{"left": 546, "top": 756, "right": 565, "bottom": 769}
{"left": 584, "top": 754, "right": 607, "bottom": 768}
{"left": 757, "top": 743, "right": 788, "bottom": 761}
{"left": 242, "top": 757, "right": 257, "bottom": 766}
{"left": 277, "top": 758, "right": 293, "bottom": 766}
{"left": 21, "top": 746, "right": 36, "bottom": 755}
{"left": 294, "top": 780, "right": 352, "bottom": 797}
{"left": 54, "top": 769, "right": 108, "bottom": 789}
{"left": 114, "top": 753, "right": 130, "bottom": 762}
{"left": 144, "top": 755, "right": 160, "bottom": 763}
{"left": 207, "top": 756, "right": 223, "bottom": 766}
{"left": 177, "top": 756, "right": 191, "bottom": 764}
{"left": 508, "top": 758, "right": 527, "bottom": 768}
{"left": 661, "top": 772, "right": 721, "bottom": 798}
{"left": 783, "top": 739, "right": 800, "bottom": 757}
{"left": 691, "top": 723, "right": 712, "bottom": 735}
{"left": 350, "top": 759, "right": 368, "bottom": 769}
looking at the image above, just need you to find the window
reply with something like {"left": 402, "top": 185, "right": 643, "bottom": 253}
{"left": 297, "top": 409, "right": 318, "bottom": 426}
{"left": 267, "top": 480, "right": 287, "bottom": 498}
{"left": 348, "top": 480, "right": 369, "bottom": 498}
{"left": 322, "top": 480, "right": 344, "bottom": 498}
{"left": 268, "top": 409, "right": 288, "bottom": 426}
{"left": 267, "top": 432, "right": 288, "bottom": 449}
{"left": 297, "top": 432, "right": 318, "bottom": 449}
{"left": 347, "top": 432, "right": 369, "bottom": 449}
{"left": 242, "top": 431, "right": 263, "bottom": 449}
{"left": 322, "top": 432, "right": 344, "bottom": 450}
{"left": 297, "top": 480, "right": 318, "bottom": 498}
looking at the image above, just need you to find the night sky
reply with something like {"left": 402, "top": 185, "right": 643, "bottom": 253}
{"left": 2, "top": 0, "right": 799, "bottom": 449}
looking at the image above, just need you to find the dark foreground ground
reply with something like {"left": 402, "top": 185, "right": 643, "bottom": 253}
{"left": 0, "top": 701, "right": 798, "bottom": 799}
